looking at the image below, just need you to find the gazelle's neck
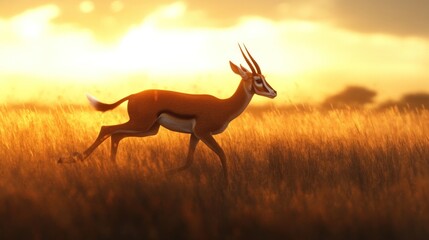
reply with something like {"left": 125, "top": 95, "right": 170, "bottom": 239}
{"left": 223, "top": 80, "right": 254, "bottom": 121}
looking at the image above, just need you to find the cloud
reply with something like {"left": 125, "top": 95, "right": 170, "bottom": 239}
{"left": 330, "top": 0, "right": 429, "bottom": 37}
{"left": 1, "top": 2, "right": 429, "bottom": 105}
{"left": 0, "top": 3, "right": 292, "bottom": 81}
{"left": 0, "top": 5, "right": 60, "bottom": 41}
{"left": 0, "top": 1, "right": 168, "bottom": 41}
{"left": 2, "top": 1, "right": 429, "bottom": 40}
{"left": 0, "top": 5, "right": 107, "bottom": 79}
{"left": 2, "top": 2, "right": 429, "bottom": 77}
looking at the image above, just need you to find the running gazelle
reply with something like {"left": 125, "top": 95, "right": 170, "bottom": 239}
{"left": 59, "top": 44, "right": 277, "bottom": 184}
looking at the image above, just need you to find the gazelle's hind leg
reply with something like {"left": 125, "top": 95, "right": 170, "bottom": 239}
{"left": 59, "top": 123, "right": 133, "bottom": 163}
{"left": 73, "top": 119, "right": 156, "bottom": 162}
{"left": 80, "top": 122, "right": 136, "bottom": 160}
{"left": 167, "top": 134, "right": 199, "bottom": 174}
{"left": 110, "top": 123, "right": 160, "bottom": 162}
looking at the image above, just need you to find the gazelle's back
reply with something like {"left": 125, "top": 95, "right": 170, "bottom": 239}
{"left": 127, "top": 89, "right": 223, "bottom": 118}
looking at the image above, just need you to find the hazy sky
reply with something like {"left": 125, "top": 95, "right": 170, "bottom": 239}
{"left": 1, "top": 1, "right": 428, "bottom": 104}
{"left": 2, "top": 0, "right": 429, "bottom": 39}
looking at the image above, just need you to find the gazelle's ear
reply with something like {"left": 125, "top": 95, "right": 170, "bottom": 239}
{"left": 229, "top": 61, "right": 246, "bottom": 78}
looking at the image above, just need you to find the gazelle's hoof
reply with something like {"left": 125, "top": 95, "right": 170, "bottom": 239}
{"left": 71, "top": 152, "right": 83, "bottom": 160}
{"left": 58, "top": 152, "right": 83, "bottom": 164}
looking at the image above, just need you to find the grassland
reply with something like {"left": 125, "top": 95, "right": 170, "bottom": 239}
{"left": 1, "top": 105, "right": 429, "bottom": 239}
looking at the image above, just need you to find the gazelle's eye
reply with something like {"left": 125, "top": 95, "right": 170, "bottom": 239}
{"left": 255, "top": 78, "right": 263, "bottom": 84}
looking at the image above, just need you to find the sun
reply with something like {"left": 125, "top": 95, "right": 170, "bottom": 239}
{"left": 79, "top": 1, "right": 94, "bottom": 14}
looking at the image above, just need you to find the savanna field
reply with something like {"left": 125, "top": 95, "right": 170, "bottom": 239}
{"left": 1, "top": 105, "right": 429, "bottom": 239}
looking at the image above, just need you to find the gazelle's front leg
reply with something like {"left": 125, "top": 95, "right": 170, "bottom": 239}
{"left": 194, "top": 131, "right": 228, "bottom": 185}
{"left": 167, "top": 134, "right": 199, "bottom": 174}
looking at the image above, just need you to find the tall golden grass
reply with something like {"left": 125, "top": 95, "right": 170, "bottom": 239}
{"left": 1, "top": 105, "right": 429, "bottom": 239}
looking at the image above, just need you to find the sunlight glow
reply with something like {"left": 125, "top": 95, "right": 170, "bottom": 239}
{"left": 1, "top": 2, "right": 429, "bottom": 104}
{"left": 160, "top": 2, "right": 186, "bottom": 19}
{"left": 110, "top": 1, "right": 124, "bottom": 12}
{"left": 9, "top": 5, "right": 59, "bottom": 40}
{"left": 79, "top": 1, "right": 94, "bottom": 14}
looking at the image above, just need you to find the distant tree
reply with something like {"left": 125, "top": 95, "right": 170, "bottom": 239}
{"left": 378, "top": 93, "right": 429, "bottom": 111}
{"left": 321, "top": 86, "right": 377, "bottom": 110}
{"left": 376, "top": 100, "right": 397, "bottom": 111}
{"left": 401, "top": 93, "right": 429, "bottom": 108}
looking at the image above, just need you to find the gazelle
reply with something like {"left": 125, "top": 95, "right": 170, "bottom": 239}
{"left": 59, "top": 44, "right": 276, "bottom": 183}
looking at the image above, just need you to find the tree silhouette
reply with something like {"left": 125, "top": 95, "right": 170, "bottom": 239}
{"left": 378, "top": 93, "right": 429, "bottom": 111}
{"left": 321, "top": 86, "right": 377, "bottom": 110}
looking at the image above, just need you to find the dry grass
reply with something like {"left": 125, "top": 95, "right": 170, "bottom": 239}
{"left": 1, "top": 105, "right": 429, "bottom": 239}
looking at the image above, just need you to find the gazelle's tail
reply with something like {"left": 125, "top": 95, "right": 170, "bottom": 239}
{"left": 86, "top": 94, "right": 130, "bottom": 112}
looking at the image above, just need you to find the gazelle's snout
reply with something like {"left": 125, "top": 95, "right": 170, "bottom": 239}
{"left": 271, "top": 90, "right": 277, "bottom": 98}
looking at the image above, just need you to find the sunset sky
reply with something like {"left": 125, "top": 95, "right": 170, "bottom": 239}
{"left": 1, "top": 0, "right": 428, "bottom": 105}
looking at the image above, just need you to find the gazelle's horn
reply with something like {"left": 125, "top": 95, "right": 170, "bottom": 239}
{"left": 244, "top": 44, "right": 261, "bottom": 74}
{"left": 239, "top": 44, "right": 256, "bottom": 74}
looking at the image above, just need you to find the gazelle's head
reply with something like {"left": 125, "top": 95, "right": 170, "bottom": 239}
{"left": 230, "top": 44, "right": 277, "bottom": 98}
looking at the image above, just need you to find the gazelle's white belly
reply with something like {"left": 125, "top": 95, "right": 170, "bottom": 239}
{"left": 157, "top": 113, "right": 196, "bottom": 133}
